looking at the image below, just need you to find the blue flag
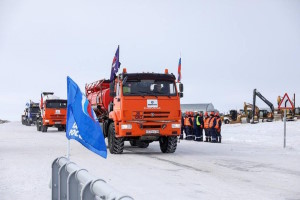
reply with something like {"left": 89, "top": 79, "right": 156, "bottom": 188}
{"left": 66, "top": 76, "right": 107, "bottom": 158}
{"left": 110, "top": 45, "right": 120, "bottom": 81}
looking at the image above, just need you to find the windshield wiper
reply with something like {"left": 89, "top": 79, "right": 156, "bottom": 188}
{"left": 129, "top": 91, "right": 150, "bottom": 98}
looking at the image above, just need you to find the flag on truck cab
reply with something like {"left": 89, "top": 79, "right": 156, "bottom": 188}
{"left": 177, "top": 57, "right": 181, "bottom": 82}
{"left": 110, "top": 45, "right": 121, "bottom": 81}
{"left": 66, "top": 76, "right": 107, "bottom": 158}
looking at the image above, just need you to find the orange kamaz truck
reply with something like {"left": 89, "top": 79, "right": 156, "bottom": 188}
{"left": 86, "top": 68, "right": 183, "bottom": 154}
{"left": 36, "top": 92, "right": 67, "bottom": 132}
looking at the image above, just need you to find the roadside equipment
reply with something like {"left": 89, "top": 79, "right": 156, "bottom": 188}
{"left": 252, "top": 89, "right": 274, "bottom": 123}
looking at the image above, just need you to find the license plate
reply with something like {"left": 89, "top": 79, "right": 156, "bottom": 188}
{"left": 55, "top": 122, "right": 61, "bottom": 124}
{"left": 55, "top": 110, "right": 61, "bottom": 114}
{"left": 146, "top": 130, "right": 159, "bottom": 134}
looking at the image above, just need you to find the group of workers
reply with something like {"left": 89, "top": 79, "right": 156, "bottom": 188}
{"left": 180, "top": 111, "right": 222, "bottom": 143}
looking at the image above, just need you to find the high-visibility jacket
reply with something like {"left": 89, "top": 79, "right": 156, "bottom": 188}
{"left": 209, "top": 117, "right": 216, "bottom": 128}
{"left": 204, "top": 117, "right": 210, "bottom": 129}
{"left": 196, "top": 116, "right": 201, "bottom": 126}
{"left": 215, "top": 117, "right": 222, "bottom": 131}
{"left": 184, "top": 117, "right": 192, "bottom": 126}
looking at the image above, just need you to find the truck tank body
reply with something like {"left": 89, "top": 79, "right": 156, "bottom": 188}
{"left": 85, "top": 79, "right": 113, "bottom": 120}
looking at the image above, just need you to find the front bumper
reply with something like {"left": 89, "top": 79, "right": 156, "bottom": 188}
{"left": 116, "top": 121, "right": 181, "bottom": 137}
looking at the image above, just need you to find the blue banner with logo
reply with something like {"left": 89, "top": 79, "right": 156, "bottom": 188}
{"left": 66, "top": 76, "right": 107, "bottom": 158}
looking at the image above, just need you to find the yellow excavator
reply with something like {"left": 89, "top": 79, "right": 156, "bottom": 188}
{"left": 244, "top": 102, "right": 259, "bottom": 123}
{"left": 222, "top": 109, "right": 242, "bottom": 124}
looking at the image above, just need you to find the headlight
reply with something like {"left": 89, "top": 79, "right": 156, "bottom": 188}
{"left": 172, "top": 124, "right": 181, "bottom": 129}
{"left": 45, "top": 120, "right": 49, "bottom": 123}
{"left": 121, "top": 124, "right": 132, "bottom": 129}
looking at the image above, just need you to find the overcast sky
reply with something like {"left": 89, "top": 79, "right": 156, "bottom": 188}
{"left": 0, "top": 0, "right": 299, "bottom": 120}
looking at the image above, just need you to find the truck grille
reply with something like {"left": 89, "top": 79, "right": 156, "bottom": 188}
{"left": 50, "top": 115, "right": 66, "bottom": 119}
{"left": 143, "top": 111, "right": 170, "bottom": 119}
{"left": 142, "top": 125, "right": 161, "bottom": 129}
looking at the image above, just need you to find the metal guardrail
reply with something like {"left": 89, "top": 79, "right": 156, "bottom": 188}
{"left": 51, "top": 157, "right": 134, "bottom": 200}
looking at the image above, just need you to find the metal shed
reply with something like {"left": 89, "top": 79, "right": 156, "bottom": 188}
{"left": 180, "top": 103, "right": 216, "bottom": 114}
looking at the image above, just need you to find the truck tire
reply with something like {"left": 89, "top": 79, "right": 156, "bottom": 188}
{"left": 136, "top": 141, "right": 149, "bottom": 148}
{"left": 42, "top": 125, "right": 48, "bottom": 132}
{"left": 224, "top": 119, "right": 229, "bottom": 124}
{"left": 159, "top": 136, "right": 177, "bottom": 153}
{"left": 108, "top": 123, "right": 124, "bottom": 154}
{"left": 26, "top": 119, "right": 31, "bottom": 126}
{"left": 58, "top": 127, "right": 64, "bottom": 131}
{"left": 37, "top": 122, "right": 41, "bottom": 131}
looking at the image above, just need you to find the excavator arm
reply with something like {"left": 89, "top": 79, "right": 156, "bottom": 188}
{"left": 252, "top": 89, "right": 275, "bottom": 123}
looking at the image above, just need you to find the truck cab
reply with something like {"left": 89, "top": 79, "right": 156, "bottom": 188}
{"left": 86, "top": 68, "right": 183, "bottom": 154}
{"left": 21, "top": 102, "right": 40, "bottom": 126}
{"left": 36, "top": 92, "right": 67, "bottom": 132}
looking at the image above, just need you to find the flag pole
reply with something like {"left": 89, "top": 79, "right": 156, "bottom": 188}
{"left": 67, "top": 139, "right": 70, "bottom": 160}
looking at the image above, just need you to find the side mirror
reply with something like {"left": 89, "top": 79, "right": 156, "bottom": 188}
{"left": 179, "top": 93, "right": 183, "bottom": 98}
{"left": 109, "top": 82, "right": 116, "bottom": 97}
{"left": 179, "top": 83, "right": 183, "bottom": 92}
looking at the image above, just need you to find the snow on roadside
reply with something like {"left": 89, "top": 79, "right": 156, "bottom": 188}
{"left": 0, "top": 121, "right": 299, "bottom": 200}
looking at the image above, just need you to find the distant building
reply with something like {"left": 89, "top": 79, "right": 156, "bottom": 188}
{"left": 181, "top": 103, "right": 217, "bottom": 114}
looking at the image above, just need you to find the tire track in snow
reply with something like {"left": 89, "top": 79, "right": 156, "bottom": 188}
{"left": 124, "top": 148, "right": 210, "bottom": 173}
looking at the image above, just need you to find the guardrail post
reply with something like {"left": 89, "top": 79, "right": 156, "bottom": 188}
{"left": 51, "top": 157, "right": 134, "bottom": 200}
{"left": 81, "top": 181, "right": 94, "bottom": 200}
{"left": 58, "top": 162, "right": 69, "bottom": 200}
{"left": 51, "top": 158, "right": 60, "bottom": 200}
{"left": 67, "top": 168, "right": 81, "bottom": 200}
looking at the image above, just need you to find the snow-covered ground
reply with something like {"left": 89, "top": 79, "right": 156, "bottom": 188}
{"left": 0, "top": 121, "right": 299, "bottom": 200}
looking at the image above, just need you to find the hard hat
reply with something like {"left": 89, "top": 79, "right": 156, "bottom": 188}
{"left": 210, "top": 111, "right": 215, "bottom": 115}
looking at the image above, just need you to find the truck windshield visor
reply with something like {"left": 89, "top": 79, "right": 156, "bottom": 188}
{"left": 46, "top": 100, "right": 67, "bottom": 108}
{"left": 122, "top": 80, "right": 177, "bottom": 96}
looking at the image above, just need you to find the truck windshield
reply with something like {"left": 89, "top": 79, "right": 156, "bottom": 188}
{"left": 122, "top": 80, "right": 177, "bottom": 96}
{"left": 30, "top": 107, "right": 40, "bottom": 113}
{"left": 46, "top": 100, "right": 67, "bottom": 108}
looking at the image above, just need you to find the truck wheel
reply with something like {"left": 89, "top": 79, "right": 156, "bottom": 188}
{"left": 42, "top": 125, "right": 48, "bottom": 132}
{"left": 137, "top": 141, "right": 149, "bottom": 148}
{"left": 58, "top": 127, "right": 64, "bottom": 131}
{"left": 26, "top": 119, "right": 31, "bottom": 126}
{"left": 108, "top": 123, "right": 124, "bottom": 154}
{"left": 159, "top": 136, "right": 177, "bottom": 153}
{"left": 36, "top": 122, "right": 40, "bottom": 131}
{"left": 224, "top": 119, "right": 229, "bottom": 124}
{"left": 129, "top": 141, "right": 137, "bottom": 147}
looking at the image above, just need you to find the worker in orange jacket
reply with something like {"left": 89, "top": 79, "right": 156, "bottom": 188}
{"left": 190, "top": 112, "right": 195, "bottom": 140}
{"left": 184, "top": 112, "right": 193, "bottom": 140}
{"left": 183, "top": 111, "right": 188, "bottom": 139}
{"left": 180, "top": 114, "right": 184, "bottom": 140}
{"left": 203, "top": 112, "right": 210, "bottom": 142}
{"left": 215, "top": 112, "right": 222, "bottom": 143}
{"left": 208, "top": 111, "right": 217, "bottom": 143}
